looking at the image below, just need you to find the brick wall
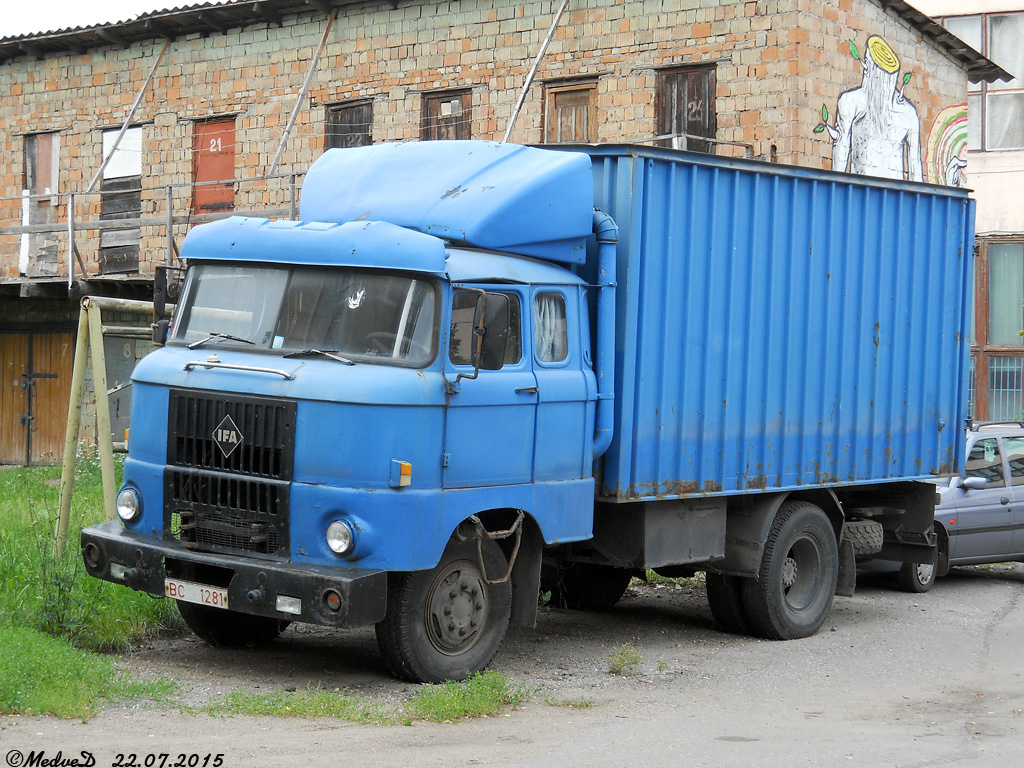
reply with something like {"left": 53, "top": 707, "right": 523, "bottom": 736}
{"left": 0, "top": 0, "right": 970, "bottom": 281}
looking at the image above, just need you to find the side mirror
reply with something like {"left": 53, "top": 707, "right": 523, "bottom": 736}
{"left": 475, "top": 292, "right": 509, "bottom": 371}
{"left": 958, "top": 476, "right": 988, "bottom": 491}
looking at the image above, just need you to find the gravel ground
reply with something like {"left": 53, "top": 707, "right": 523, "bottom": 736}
{"left": 3, "top": 565, "right": 1024, "bottom": 767}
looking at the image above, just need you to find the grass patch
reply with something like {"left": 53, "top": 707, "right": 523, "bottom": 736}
{"left": 206, "top": 685, "right": 399, "bottom": 724}
{"left": 0, "top": 625, "right": 177, "bottom": 719}
{"left": 544, "top": 695, "right": 598, "bottom": 709}
{"left": 0, "top": 459, "right": 180, "bottom": 651}
{"left": 204, "top": 671, "right": 532, "bottom": 725}
{"left": 408, "top": 670, "right": 531, "bottom": 722}
{"left": 606, "top": 643, "right": 642, "bottom": 676}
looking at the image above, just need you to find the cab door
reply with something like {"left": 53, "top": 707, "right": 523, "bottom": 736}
{"left": 443, "top": 287, "right": 537, "bottom": 489}
{"left": 949, "top": 436, "right": 1017, "bottom": 560}
{"left": 531, "top": 287, "right": 594, "bottom": 480}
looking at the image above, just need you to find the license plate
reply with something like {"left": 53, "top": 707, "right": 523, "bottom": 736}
{"left": 165, "top": 578, "right": 229, "bottom": 609}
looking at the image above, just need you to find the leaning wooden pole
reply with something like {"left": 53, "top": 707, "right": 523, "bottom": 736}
{"left": 85, "top": 298, "right": 118, "bottom": 524}
{"left": 55, "top": 305, "right": 91, "bottom": 558}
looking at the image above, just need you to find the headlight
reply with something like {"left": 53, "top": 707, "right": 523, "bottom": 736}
{"left": 115, "top": 487, "right": 141, "bottom": 522}
{"left": 326, "top": 520, "right": 354, "bottom": 555}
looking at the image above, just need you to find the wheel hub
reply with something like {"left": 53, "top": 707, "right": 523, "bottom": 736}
{"left": 782, "top": 557, "right": 798, "bottom": 588}
{"left": 426, "top": 563, "right": 487, "bottom": 654}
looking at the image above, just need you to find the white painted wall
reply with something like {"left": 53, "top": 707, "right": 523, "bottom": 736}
{"left": 909, "top": 0, "right": 1023, "bottom": 16}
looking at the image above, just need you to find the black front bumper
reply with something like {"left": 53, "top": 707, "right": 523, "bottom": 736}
{"left": 81, "top": 520, "right": 387, "bottom": 628}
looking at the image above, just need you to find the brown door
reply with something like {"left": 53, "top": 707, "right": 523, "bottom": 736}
{"left": 192, "top": 118, "right": 236, "bottom": 215}
{"left": 0, "top": 331, "right": 73, "bottom": 465}
{"left": 0, "top": 333, "right": 29, "bottom": 464}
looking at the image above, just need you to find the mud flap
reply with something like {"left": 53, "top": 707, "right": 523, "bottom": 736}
{"left": 835, "top": 536, "right": 856, "bottom": 597}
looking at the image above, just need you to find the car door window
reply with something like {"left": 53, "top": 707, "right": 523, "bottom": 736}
{"left": 1002, "top": 436, "right": 1024, "bottom": 486}
{"left": 534, "top": 292, "right": 568, "bottom": 363}
{"left": 965, "top": 437, "right": 1005, "bottom": 487}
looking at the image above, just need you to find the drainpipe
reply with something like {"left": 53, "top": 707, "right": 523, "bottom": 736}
{"left": 592, "top": 209, "right": 618, "bottom": 459}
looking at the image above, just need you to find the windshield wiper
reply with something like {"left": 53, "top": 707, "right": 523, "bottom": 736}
{"left": 187, "top": 332, "right": 256, "bottom": 350}
{"left": 283, "top": 348, "right": 355, "bottom": 365}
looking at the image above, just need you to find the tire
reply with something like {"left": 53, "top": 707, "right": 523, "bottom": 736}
{"left": 896, "top": 561, "right": 936, "bottom": 593}
{"left": 741, "top": 501, "right": 839, "bottom": 640}
{"left": 843, "top": 519, "right": 884, "bottom": 556}
{"left": 176, "top": 602, "right": 290, "bottom": 647}
{"left": 375, "top": 533, "right": 511, "bottom": 683}
{"left": 542, "top": 562, "right": 634, "bottom": 611}
{"left": 705, "top": 572, "right": 752, "bottom": 635}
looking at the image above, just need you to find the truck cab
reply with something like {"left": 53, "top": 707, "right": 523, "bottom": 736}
{"left": 82, "top": 141, "right": 615, "bottom": 683}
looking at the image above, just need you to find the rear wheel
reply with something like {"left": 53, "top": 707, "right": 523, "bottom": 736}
{"left": 705, "top": 572, "right": 752, "bottom": 635}
{"left": 896, "top": 561, "right": 936, "bottom": 593}
{"left": 375, "top": 533, "right": 511, "bottom": 683}
{"left": 176, "top": 602, "right": 290, "bottom": 647}
{"left": 543, "top": 562, "right": 634, "bottom": 611}
{"left": 742, "top": 501, "right": 839, "bottom": 640}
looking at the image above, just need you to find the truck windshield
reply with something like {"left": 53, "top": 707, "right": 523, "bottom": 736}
{"left": 169, "top": 264, "right": 438, "bottom": 365}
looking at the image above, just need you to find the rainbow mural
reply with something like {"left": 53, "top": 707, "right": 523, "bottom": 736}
{"left": 925, "top": 103, "right": 969, "bottom": 187}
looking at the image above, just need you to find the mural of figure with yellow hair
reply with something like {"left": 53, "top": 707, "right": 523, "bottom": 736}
{"left": 820, "top": 35, "right": 923, "bottom": 181}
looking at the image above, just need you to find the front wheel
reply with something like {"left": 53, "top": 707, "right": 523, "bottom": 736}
{"left": 375, "top": 533, "right": 511, "bottom": 683}
{"left": 896, "top": 561, "right": 936, "bottom": 593}
{"left": 176, "top": 602, "right": 290, "bottom": 647}
{"left": 741, "top": 501, "right": 839, "bottom": 640}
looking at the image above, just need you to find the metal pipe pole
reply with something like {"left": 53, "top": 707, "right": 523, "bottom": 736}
{"left": 66, "top": 193, "right": 75, "bottom": 291}
{"left": 502, "top": 0, "right": 570, "bottom": 144}
{"left": 269, "top": 9, "right": 338, "bottom": 176}
{"left": 85, "top": 40, "right": 169, "bottom": 194}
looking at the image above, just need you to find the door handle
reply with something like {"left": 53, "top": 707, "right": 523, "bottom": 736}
{"left": 515, "top": 386, "right": 538, "bottom": 394}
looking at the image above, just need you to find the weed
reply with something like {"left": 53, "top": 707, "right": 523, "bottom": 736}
{"left": 205, "top": 685, "right": 399, "bottom": 724}
{"left": 606, "top": 643, "right": 642, "bottom": 676}
{"left": 657, "top": 660, "right": 669, "bottom": 672}
{"left": 0, "top": 625, "right": 177, "bottom": 719}
{"left": 544, "top": 695, "right": 597, "bottom": 709}
{"left": 408, "top": 671, "right": 532, "bottom": 722}
{"left": 0, "top": 459, "right": 179, "bottom": 651}
{"left": 202, "top": 671, "right": 532, "bottom": 724}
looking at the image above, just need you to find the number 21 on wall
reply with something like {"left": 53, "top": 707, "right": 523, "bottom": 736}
{"left": 208, "top": 137, "right": 223, "bottom": 153}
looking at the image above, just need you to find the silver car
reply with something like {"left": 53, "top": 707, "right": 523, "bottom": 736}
{"left": 882, "top": 422, "right": 1024, "bottom": 592}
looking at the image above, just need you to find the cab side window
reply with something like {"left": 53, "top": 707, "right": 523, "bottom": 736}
{"left": 449, "top": 289, "right": 522, "bottom": 366}
{"left": 965, "top": 437, "right": 1005, "bottom": 487}
{"left": 534, "top": 292, "right": 568, "bottom": 363}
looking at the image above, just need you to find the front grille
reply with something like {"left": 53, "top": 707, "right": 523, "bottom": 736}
{"left": 167, "top": 389, "right": 295, "bottom": 478}
{"left": 165, "top": 389, "right": 295, "bottom": 559}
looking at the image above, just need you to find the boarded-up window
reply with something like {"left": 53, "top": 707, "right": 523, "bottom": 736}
{"left": 100, "top": 127, "right": 142, "bottom": 274}
{"left": 326, "top": 101, "right": 373, "bottom": 149}
{"left": 423, "top": 90, "right": 472, "bottom": 141}
{"left": 22, "top": 132, "right": 61, "bottom": 277}
{"left": 192, "top": 118, "right": 236, "bottom": 216}
{"left": 658, "top": 66, "right": 717, "bottom": 153}
{"left": 544, "top": 83, "right": 597, "bottom": 143}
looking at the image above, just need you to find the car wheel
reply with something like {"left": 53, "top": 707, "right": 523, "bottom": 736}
{"left": 741, "top": 501, "right": 839, "bottom": 640}
{"left": 896, "top": 561, "right": 936, "bottom": 593}
{"left": 375, "top": 533, "right": 511, "bottom": 683}
{"left": 542, "top": 562, "right": 634, "bottom": 611}
{"left": 177, "top": 602, "right": 290, "bottom": 647}
{"left": 705, "top": 572, "right": 752, "bottom": 635}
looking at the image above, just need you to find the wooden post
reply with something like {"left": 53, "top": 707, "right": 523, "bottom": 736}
{"left": 55, "top": 305, "right": 91, "bottom": 558}
{"left": 86, "top": 298, "right": 118, "bottom": 523}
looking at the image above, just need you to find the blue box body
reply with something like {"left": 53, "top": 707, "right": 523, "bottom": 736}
{"left": 574, "top": 145, "right": 974, "bottom": 502}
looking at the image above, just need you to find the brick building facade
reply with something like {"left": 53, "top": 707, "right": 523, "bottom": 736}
{"left": 0, "top": 0, "right": 1004, "bottom": 462}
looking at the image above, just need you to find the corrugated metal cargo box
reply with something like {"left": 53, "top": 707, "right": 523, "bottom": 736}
{"left": 575, "top": 145, "right": 974, "bottom": 502}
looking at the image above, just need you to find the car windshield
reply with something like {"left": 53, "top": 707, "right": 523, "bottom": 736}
{"left": 169, "top": 264, "right": 438, "bottom": 366}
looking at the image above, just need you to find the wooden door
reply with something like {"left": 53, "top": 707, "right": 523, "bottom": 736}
{"left": 0, "top": 331, "right": 73, "bottom": 465}
{"left": 192, "top": 118, "right": 236, "bottom": 215}
{"left": 28, "top": 332, "right": 74, "bottom": 464}
{"left": 0, "top": 334, "right": 29, "bottom": 464}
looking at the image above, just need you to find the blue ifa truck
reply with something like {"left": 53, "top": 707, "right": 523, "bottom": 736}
{"left": 81, "top": 141, "right": 974, "bottom": 683}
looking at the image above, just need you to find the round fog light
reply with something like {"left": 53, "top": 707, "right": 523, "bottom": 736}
{"left": 324, "top": 589, "right": 343, "bottom": 613}
{"left": 116, "top": 488, "right": 141, "bottom": 522}
{"left": 326, "top": 520, "right": 354, "bottom": 555}
{"left": 83, "top": 542, "right": 102, "bottom": 569}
